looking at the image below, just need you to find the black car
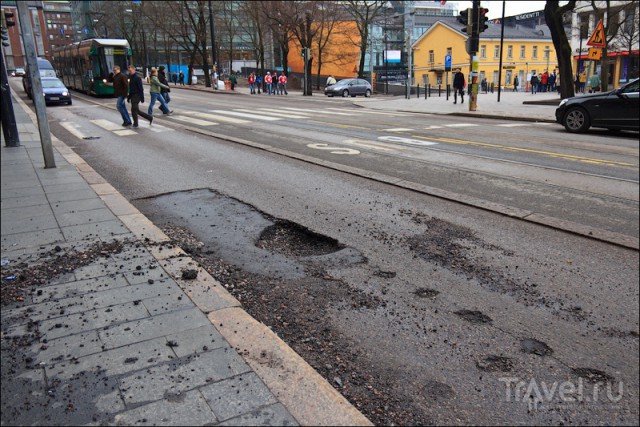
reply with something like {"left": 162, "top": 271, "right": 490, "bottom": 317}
{"left": 555, "top": 78, "right": 639, "bottom": 133}
{"left": 40, "top": 77, "right": 72, "bottom": 105}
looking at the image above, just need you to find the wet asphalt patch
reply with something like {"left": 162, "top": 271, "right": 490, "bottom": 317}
{"left": 520, "top": 338, "right": 554, "bottom": 356}
{"left": 476, "top": 355, "right": 515, "bottom": 372}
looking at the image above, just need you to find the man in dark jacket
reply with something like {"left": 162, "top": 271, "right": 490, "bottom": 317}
{"left": 127, "top": 65, "right": 153, "bottom": 128}
{"left": 111, "top": 65, "right": 132, "bottom": 126}
{"left": 158, "top": 65, "right": 171, "bottom": 104}
{"left": 453, "top": 69, "right": 465, "bottom": 104}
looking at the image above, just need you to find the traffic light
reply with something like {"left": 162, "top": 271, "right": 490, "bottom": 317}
{"left": 458, "top": 8, "right": 472, "bottom": 34}
{"left": 478, "top": 7, "right": 489, "bottom": 33}
{"left": 301, "top": 47, "right": 306, "bottom": 58}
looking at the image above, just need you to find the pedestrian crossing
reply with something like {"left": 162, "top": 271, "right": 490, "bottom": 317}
{"left": 62, "top": 107, "right": 556, "bottom": 141}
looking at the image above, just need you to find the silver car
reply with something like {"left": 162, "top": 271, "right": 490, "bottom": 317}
{"left": 325, "top": 78, "right": 372, "bottom": 98}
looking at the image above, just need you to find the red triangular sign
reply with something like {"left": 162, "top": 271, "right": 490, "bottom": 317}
{"left": 587, "top": 20, "right": 606, "bottom": 47}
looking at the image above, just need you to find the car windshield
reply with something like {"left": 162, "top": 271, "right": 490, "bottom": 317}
{"left": 336, "top": 79, "right": 353, "bottom": 85}
{"left": 42, "top": 79, "right": 66, "bottom": 89}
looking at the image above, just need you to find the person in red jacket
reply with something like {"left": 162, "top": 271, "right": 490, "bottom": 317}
{"left": 278, "top": 73, "right": 288, "bottom": 95}
{"left": 265, "top": 72, "right": 273, "bottom": 95}
{"left": 248, "top": 72, "right": 256, "bottom": 94}
{"left": 541, "top": 71, "right": 549, "bottom": 92}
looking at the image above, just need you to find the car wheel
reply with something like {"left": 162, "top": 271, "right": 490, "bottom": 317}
{"left": 68, "top": 100, "right": 72, "bottom": 105}
{"left": 365, "top": 89, "right": 371, "bottom": 97}
{"left": 342, "top": 89, "right": 349, "bottom": 97}
{"left": 563, "top": 106, "right": 590, "bottom": 133}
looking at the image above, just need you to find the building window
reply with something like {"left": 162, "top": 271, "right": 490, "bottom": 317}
{"left": 532, "top": 46, "right": 538, "bottom": 58}
{"left": 480, "top": 45, "right": 486, "bottom": 58}
{"left": 520, "top": 45, "right": 525, "bottom": 58}
{"left": 64, "top": 24, "right": 67, "bottom": 30}
{"left": 48, "top": 23, "right": 52, "bottom": 29}
{"left": 429, "top": 50, "right": 434, "bottom": 63}
{"left": 56, "top": 13, "right": 60, "bottom": 18}
{"left": 49, "top": 34, "right": 54, "bottom": 40}
{"left": 507, "top": 45, "right": 513, "bottom": 59}
{"left": 544, "top": 46, "right": 550, "bottom": 59}
{"left": 493, "top": 70, "right": 499, "bottom": 84}
{"left": 494, "top": 45, "right": 499, "bottom": 58}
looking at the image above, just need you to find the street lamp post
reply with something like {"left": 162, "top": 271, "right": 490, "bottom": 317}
{"left": 545, "top": 46, "right": 550, "bottom": 73}
{"left": 383, "top": 31, "right": 388, "bottom": 94}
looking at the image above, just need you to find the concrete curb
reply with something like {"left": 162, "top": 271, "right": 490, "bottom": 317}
{"left": 12, "top": 92, "right": 373, "bottom": 426}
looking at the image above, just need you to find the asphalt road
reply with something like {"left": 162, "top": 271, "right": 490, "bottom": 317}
{"left": 10, "top": 80, "right": 640, "bottom": 425}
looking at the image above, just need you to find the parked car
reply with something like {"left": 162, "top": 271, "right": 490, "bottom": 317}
{"left": 40, "top": 77, "right": 72, "bottom": 105}
{"left": 555, "top": 78, "right": 639, "bottom": 133}
{"left": 23, "top": 57, "right": 57, "bottom": 98}
{"left": 13, "top": 67, "right": 25, "bottom": 77}
{"left": 325, "top": 78, "right": 372, "bottom": 98}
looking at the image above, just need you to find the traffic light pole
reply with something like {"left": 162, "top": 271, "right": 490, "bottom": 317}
{"left": 16, "top": 1, "right": 55, "bottom": 168}
{"left": 1, "top": 40, "right": 19, "bottom": 147}
{"left": 468, "top": 0, "right": 480, "bottom": 112}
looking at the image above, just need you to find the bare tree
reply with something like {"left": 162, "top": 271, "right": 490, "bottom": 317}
{"left": 237, "top": 1, "right": 269, "bottom": 78}
{"left": 344, "top": 0, "right": 387, "bottom": 79}
{"left": 218, "top": 0, "right": 241, "bottom": 74}
{"left": 613, "top": 3, "right": 639, "bottom": 82}
{"left": 587, "top": 0, "right": 637, "bottom": 90}
{"left": 545, "top": 0, "right": 577, "bottom": 99}
{"left": 312, "top": 1, "right": 343, "bottom": 89}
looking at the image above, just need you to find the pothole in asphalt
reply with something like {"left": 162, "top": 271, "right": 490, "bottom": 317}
{"left": 414, "top": 287, "right": 439, "bottom": 299}
{"left": 421, "top": 380, "right": 455, "bottom": 402}
{"left": 454, "top": 309, "right": 493, "bottom": 324}
{"left": 256, "top": 220, "right": 344, "bottom": 257}
{"left": 572, "top": 367, "right": 614, "bottom": 383}
{"left": 476, "top": 355, "right": 515, "bottom": 372}
{"left": 520, "top": 338, "right": 553, "bottom": 356}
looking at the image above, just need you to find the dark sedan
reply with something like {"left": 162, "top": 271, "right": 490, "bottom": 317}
{"left": 325, "top": 78, "right": 372, "bottom": 97}
{"left": 555, "top": 78, "right": 639, "bottom": 133}
{"left": 40, "top": 77, "right": 72, "bottom": 105}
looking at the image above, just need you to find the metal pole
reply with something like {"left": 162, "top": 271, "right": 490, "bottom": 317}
{"left": 384, "top": 32, "right": 388, "bottom": 94}
{"left": 208, "top": 0, "right": 217, "bottom": 81}
{"left": 469, "top": 0, "right": 480, "bottom": 111}
{"left": 16, "top": 1, "right": 55, "bottom": 167}
{"left": 369, "top": 24, "right": 373, "bottom": 88}
{"left": 497, "top": 0, "right": 505, "bottom": 102}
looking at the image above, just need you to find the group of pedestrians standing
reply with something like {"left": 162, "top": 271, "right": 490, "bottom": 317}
{"left": 110, "top": 64, "right": 174, "bottom": 128}
{"left": 529, "top": 70, "right": 558, "bottom": 94}
{"left": 248, "top": 71, "right": 288, "bottom": 95}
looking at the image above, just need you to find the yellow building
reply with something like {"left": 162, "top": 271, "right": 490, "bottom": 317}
{"left": 412, "top": 20, "right": 559, "bottom": 91}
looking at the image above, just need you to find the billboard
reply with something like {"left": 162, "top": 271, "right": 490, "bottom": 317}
{"left": 385, "top": 50, "right": 401, "bottom": 64}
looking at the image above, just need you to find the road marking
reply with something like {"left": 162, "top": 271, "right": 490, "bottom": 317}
{"left": 341, "top": 139, "right": 396, "bottom": 152}
{"left": 236, "top": 108, "right": 309, "bottom": 119}
{"left": 113, "top": 129, "right": 137, "bottom": 136}
{"left": 255, "top": 108, "right": 315, "bottom": 117}
{"left": 91, "top": 119, "right": 123, "bottom": 131}
{"left": 410, "top": 135, "right": 638, "bottom": 167}
{"left": 307, "top": 143, "right": 360, "bottom": 155}
{"left": 325, "top": 107, "right": 408, "bottom": 117}
{"left": 424, "top": 125, "right": 444, "bottom": 129}
{"left": 496, "top": 123, "right": 530, "bottom": 127}
{"left": 382, "top": 128, "right": 414, "bottom": 132}
{"left": 170, "top": 115, "right": 218, "bottom": 126}
{"left": 281, "top": 107, "right": 356, "bottom": 116}
{"left": 146, "top": 123, "right": 173, "bottom": 132}
{"left": 60, "top": 121, "right": 87, "bottom": 139}
{"left": 378, "top": 135, "right": 439, "bottom": 146}
{"left": 306, "top": 120, "right": 369, "bottom": 129}
{"left": 445, "top": 123, "right": 479, "bottom": 127}
{"left": 532, "top": 122, "right": 553, "bottom": 125}
{"left": 210, "top": 110, "right": 281, "bottom": 121}
{"left": 186, "top": 110, "right": 250, "bottom": 124}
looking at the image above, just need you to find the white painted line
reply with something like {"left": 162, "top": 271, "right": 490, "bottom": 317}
{"left": 170, "top": 115, "right": 218, "bottom": 126}
{"left": 378, "top": 135, "right": 439, "bottom": 146}
{"left": 255, "top": 108, "right": 315, "bottom": 117}
{"left": 187, "top": 111, "right": 250, "bottom": 124}
{"left": 113, "top": 129, "right": 137, "bottom": 136}
{"left": 444, "top": 123, "right": 479, "bottom": 127}
{"left": 496, "top": 123, "right": 530, "bottom": 127}
{"left": 234, "top": 109, "right": 309, "bottom": 119}
{"left": 382, "top": 128, "right": 414, "bottom": 132}
{"left": 424, "top": 125, "right": 444, "bottom": 129}
{"left": 280, "top": 107, "right": 356, "bottom": 116}
{"left": 210, "top": 110, "right": 281, "bottom": 121}
{"left": 91, "top": 119, "right": 124, "bottom": 131}
{"left": 532, "top": 122, "right": 553, "bottom": 125}
{"left": 341, "top": 139, "right": 395, "bottom": 152}
{"left": 325, "top": 107, "right": 403, "bottom": 116}
{"left": 60, "top": 121, "right": 87, "bottom": 140}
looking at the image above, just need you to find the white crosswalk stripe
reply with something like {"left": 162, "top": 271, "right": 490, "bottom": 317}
{"left": 210, "top": 110, "right": 281, "bottom": 121}
{"left": 60, "top": 122, "right": 87, "bottom": 139}
{"left": 91, "top": 119, "right": 125, "bottom": 131}
{"left": 445, "top": 123, "right": 479, "bottom": 127}
{"left": 424, "top": 125, "right": 444, "bottom": 129}
{"left": 383, "top": 128, "right": 414, "bottom": 132}
{"left": 325, "top": 107, "right": 406, "bottom": 117}
{"left": 184, "top": 111, "right": 250, "bottom": 124}
{"left": 170, "top": 115, "right": 218, "bottom": 126}
{"left": 241, "top": 108, "right": 309, "bottom": 119}
{"left": 280, "top": 107, "right": 357, "bottom": 116}
{"left": 113, "top": 129, "right": 137, "bottom": 136}
{"left": 496, "top": 123, "right": 530, "bottom": 127}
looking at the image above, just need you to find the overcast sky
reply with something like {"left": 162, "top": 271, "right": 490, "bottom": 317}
{"left": 451, "top": 1, "right": 550, "bottom": 20}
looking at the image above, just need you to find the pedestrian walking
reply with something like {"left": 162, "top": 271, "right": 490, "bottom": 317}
{"left": 248, "top": 72, "right": 256, "bottom": 94}
{"left": 540, "top": 71, "right": 548, "bottom": 92}
{"left": 513, "top": 75, "right": 519, "bottom": 92}
{"left": 148, "top": 68, "right": 173, "bottom": 116}
{"left": 158, "top": 66, "right": 171, "bottom": 104}
{"left": 452, "top": 68, "right": 465, "bottom": 104}
{"left": 589, "top": 72, "right": 600, "bottom": 93}
{"left": 179, "top": 71, "right": 185, "bottom": 86}
{"left": 256, "top": 74, "right": 262, "bottom": 94}
{"left": 127, "top": 65, "right": 153, "bottom": 128}
{"left": 579, "top": 71, "right": 587, "bottom": 93}
{"left": 172, "top": 72, "right": 178, "bottom": 85}
{"left": 574, "top": 72, "right": 580, "bottom": 93}
{"left": 278, "top": 73, "right": 288, "bottom": 95}
{"left": 549, "top": 70, "right": 557, "bottom": 92}
{"left": 530, "top": 71, "right": 539, "bottom": 94}
{"left": 229, "top": 73, "right": 237, "bottom": 91}
{"left": 326, "top": 75, "right": 336, "bottom": 86}
{"left": 271, "top": 72, "right": 278, "bottom": 95}
{"left": 108, "top": 65, "right": 132, "bottom": 126}
{"left": 265, "top": 72, "right": 273, "bottom": 95}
